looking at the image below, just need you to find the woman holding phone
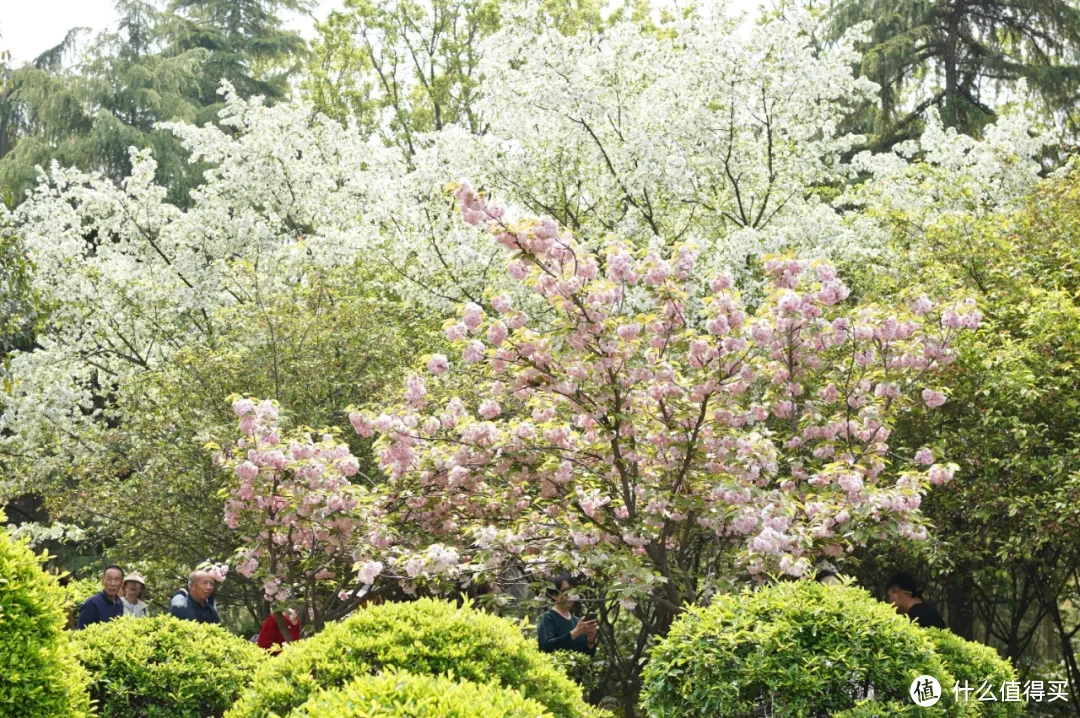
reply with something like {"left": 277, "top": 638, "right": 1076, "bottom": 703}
{"left": 536, "top": 572, "right": 597, "bottom": 655}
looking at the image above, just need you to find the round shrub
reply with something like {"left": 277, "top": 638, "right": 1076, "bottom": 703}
{"left": 287, "top": 669, "right": 554, "bottom": 717}
{"left": 74, "top": 614, "right": 268, "bottom": 717}
{"left": 925, "top": 628, "right": 1022, "bottom": 718}
{"left": 227, "top": 598, "right": 603, "bottom": 718}
{"left": 641, "top": 581, "right": 963, "bottom": 717}
{"left": 0, "top": 510, "right": 91, "bottom": 718}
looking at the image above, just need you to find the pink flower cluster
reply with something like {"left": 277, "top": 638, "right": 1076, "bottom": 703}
{"left": 346, "top": 183, "right": 977, "bottom": 603}
{"left": 223, "top": 398, "right": 367, "bottom": 607}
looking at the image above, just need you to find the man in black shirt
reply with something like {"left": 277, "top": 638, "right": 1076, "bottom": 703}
{"left": 886, "top": 572, "right": 948, "bottom": 630}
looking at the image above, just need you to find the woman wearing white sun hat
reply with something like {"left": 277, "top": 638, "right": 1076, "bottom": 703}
{"left": 121, "top": 572, "right": 150, "bottom": 617}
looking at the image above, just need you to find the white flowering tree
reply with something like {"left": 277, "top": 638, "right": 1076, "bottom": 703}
{"left": 841, "top": 102, "right": 1053, "bottom": 249}
{"left": 478, "top": 5, "right": 874, "bottom": 256}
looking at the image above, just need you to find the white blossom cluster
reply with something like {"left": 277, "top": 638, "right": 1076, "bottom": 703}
{"left": 843, "top": 97, "right": 1053, "bottom": 240}
{"left": 6, "top": 520, "right": 87, "bottom": 548}
{"left": 480, "top": 4, "right": 875, "bottom": 267}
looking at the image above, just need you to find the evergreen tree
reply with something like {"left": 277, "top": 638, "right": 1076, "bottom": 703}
{"left": 165, "top": 0, "right": 315, "bottom": 111}
{"left": 0, "top": 28, "right": 90, "bottom": 202}
{"left": 0, "top": 3, "right": 207, "bottom": 206}
{"left": 825, "top": 0, "right": 1080, "bottom": 149}
{"left": 0, "top": 0, "right": 314, "bottom": 207}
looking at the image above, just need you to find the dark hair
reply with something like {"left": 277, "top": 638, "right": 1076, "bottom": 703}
{"left": 815, "top": 570, "right": 837, "bottom": 583}
{"left": 103, "top": 564, "right": 125, "bottom": 579}
{"left": 886, "top": 571, "right": 921, "bottom": 598}
{"left": 547, "top": 572, "right": 578, "bottom": 599}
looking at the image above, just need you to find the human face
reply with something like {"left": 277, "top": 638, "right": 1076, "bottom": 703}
{"left": 554, "top": 580, "right": 573, "bottom": 611}
{"left": 102, "top": 568, "right": 124, "bottom": 598}
{"left": 124, "top": 581, "right": 143, "bottom": 603}
{"left": 886, "top": 586, "right": 912, "bottom": 612}
{"left": 190, "top": 574, "right": 216, "bottom": 602}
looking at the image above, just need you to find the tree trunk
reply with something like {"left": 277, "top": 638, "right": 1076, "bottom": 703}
{"left": 622, "top": 678, "right": 637, "bottom": 718}
{"left": 941, "top": 6, "right": 961, "bottom": 127}
{"left": 875, "top": 81, "right": 893, "bottom": 139}
{"left": 272, "top": 611, "right": 294, "bottom": 643}
{"left": 1045, "top": 599, "right": 1080, "bottom": 717}
{"left": 1046, "top": 616, "right": 1058, "bottom": 663}
{"left": 946, "top": 573, "right": 975, "bottom": 640}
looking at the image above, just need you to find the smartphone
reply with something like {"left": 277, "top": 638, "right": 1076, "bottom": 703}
{"left": 583, "top": 613, "right": 597, "bottom": 623}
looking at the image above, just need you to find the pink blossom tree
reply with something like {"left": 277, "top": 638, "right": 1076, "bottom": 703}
{"left": 348, "top": 182, "right": 979, "bottom": 683}
{"left": 216, "top": 397, "right": 375, "bottom": 631}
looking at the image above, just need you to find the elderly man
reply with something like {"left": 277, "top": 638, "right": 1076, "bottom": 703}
{"left": 169, "top": 570, "right": 220, "bottom": 624}
{"left": 76, "top": 564, "right": 125, "bottom": 629}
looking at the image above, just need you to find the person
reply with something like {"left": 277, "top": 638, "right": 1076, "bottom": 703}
{"left": 815, "top": 569, "right": 840, "bottom": 586}
{"left": 257, "top": 608, "right": 301, "bottom": 654}
{"left": 169, "top": 570, "right": 221, "bottom": 624}
{"left": 886, "top": 571, "right": 947, "bottom": 630}
{"left": 76, "top": 565, "right": 126, "bottom": 629}
{"left": 120, "top": 572, "right": 150, "bottom": 618}
{"left": 537, "top": 573, "right": 597, "bottom": 655}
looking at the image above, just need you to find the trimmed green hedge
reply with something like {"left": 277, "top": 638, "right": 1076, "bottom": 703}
{"left": 73, "top": 614, "right": 268, "bottom": 717}
{"left": 641, "top": 580, "right": 964, "bottom": 717}
{"left": 834, "top": 699, "right": 925, "bottom": 717}
{"left": 925, "top": 628, "right": 1023, "bottom": 717}
{"left": 287, "top": 670, "right": 554, "bottom": 717}
{"left": 0, "top": 509, "right": 91, "bottom": 718}
{"left": 227, "top": 598, "right": 602, "bottom": 718}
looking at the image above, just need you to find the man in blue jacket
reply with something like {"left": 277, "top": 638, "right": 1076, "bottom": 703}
{"left": 76, "top": 565, "right": 125, "bottom": 629}
{"left": 170, "top": 570, "right": 220, "bottom": 624}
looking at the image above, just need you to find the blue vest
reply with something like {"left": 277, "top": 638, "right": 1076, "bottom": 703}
{"left": 169, "top": 588, "right": 220, "bottom": 624}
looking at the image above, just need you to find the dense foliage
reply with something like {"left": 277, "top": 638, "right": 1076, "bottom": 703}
{"left": 61, "top": 576, "right": 103, "bottom": 614}
{"left": 1, "top": 259, "right": 425, "bottom": 621}
{"left": 287, "top": 669, "right": 557, "bottom": 718}
{"left": 925, "top": 628, "right": 1023, "bottom": 718}
{"left": 833, "top": 700, "right": 925, "bottom": 718}
{"left": 226, "top": 598, "right": 600, "bottom": 718}
{"left": 73, "top": 615, "right": 267, "bottom": 718}
{"left": 5, "top": 0, "right": 1080, "bottom": 714}
{"left": 0, "top": 509, "right": 91, "bottom": 718}
{"left": 850, "top": 160, "right": 1080, "bottom": 692}
{"left": 640, "top": 581, "right": 961, "bottom": 717}
{"left": 548, "top": 650, "right": 604, "bottom": 701}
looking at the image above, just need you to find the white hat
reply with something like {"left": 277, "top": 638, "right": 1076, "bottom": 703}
{"left": 123, "top": 572, "right": 147, "bottom": 589}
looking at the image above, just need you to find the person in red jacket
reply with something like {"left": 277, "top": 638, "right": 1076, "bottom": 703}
{"left": 257, "top": 609, "right": 301, "bottom": 654}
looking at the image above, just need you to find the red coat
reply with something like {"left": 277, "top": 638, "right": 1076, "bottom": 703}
{"left": 257, "top": 613, "right": 300, "bottom": 653}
